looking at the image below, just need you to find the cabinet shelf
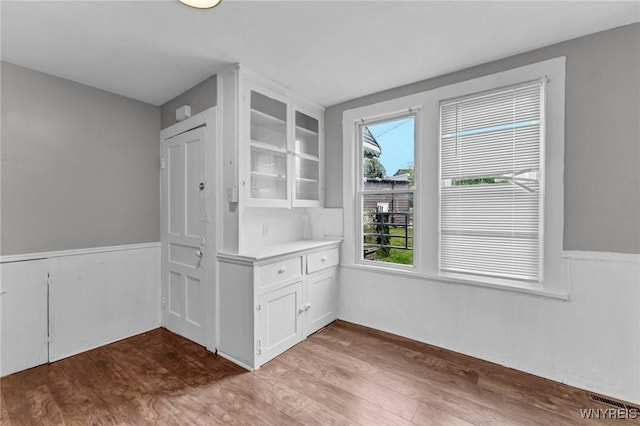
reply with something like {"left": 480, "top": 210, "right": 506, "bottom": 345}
{"left": 295, "top": 125, "right": 318, "bottom": 136}
{"left": 251, "top": 171, "right": 287, "bottom": 180}
{"left": 295, "top": 177, "right": 319, "bottom": 183}
{"left": 293, "top": 152, "right": 320, "bottom": 162}
{"left": 251, "top": 108, "right": 286, "bottom": 128}
{"left": 250, "top": 140, "right": 287, "bottom": 154}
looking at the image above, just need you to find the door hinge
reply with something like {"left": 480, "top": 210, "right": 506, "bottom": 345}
{"left": 257, "top": 339, "right": 262, "bottom": 355}
{"left": 161, "top": 297, "right": 166, "bottom": 308}
{"left": 43, "top": 276, "right": 52, "bottom": 287}
{"left": 160, "top": 158, "right": 166, "bottom": 169}
{"left": 43, "top": 337, "right": 53, "bottom": 344}
{"left": 256, "top": 303, "right": 261, "bottom": 311}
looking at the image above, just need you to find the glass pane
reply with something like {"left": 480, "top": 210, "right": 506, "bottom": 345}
{"left": 296, "top": 180, "right": 319, "bottom": 201}
{"left": 295, "top": 156, "right": 319, "bottom": 181}
{"left": 295, "top": 111, "right": 318, "bottom": 133}
{"left": 251, "top": 174, "right": 287, "bottom": 200}
{"left": 295, "top": 156, "right": 319, "bottom": 201}
{"left": 295, "top": 111, "right": 319, "bottom": 157}
{"left": 250, "top": 91, "right": 287, "bottom": 150}
{"left": 362, "top": 192, "right": 413, "bottom": 265}
{"left": 250, "top": 147, "right": 287, "bottom": 200}
{"left": 362, "top": 116, "right": 415, "bottom": 190}
{"left": 251, "top": 91, "right": 286, "bottom": 121}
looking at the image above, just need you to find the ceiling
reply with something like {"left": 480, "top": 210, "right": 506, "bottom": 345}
{"left": 2, "top": 1, "right": 639, "bottom": 107}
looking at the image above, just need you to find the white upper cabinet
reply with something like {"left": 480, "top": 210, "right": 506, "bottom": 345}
{"left": 218, "top": 65, "right": 325, "bottom": 252}
{"left": 239, "top": 70, "right": 324, "bottom": 208}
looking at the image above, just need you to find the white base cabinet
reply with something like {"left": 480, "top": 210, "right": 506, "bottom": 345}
{"left": 217, "top": 240, "right": 340, "bottom": 370}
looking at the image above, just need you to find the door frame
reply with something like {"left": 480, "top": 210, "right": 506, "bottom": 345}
{"left": 160, "top": 107, "right": 218, "bottom": 351}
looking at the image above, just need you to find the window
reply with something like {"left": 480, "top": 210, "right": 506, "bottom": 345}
{"left": 439, "top": 81, "right": 544, "bottom": 282}
{"left": 342, "top": 57, "right": 565, "bottom": 297}
{"left": 358, "top": 116, "right": 416, "bottom": 266}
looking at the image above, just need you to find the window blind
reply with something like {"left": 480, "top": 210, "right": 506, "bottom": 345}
{"left": 439, "top": 81, "right": 544, "bottom": 282}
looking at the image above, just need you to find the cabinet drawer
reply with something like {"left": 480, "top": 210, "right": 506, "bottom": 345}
{"left": 307, "top": 248, "right": 339, "bottom": 274}
{"left": 258, "top": 257, "right": 303, "bottom": 290}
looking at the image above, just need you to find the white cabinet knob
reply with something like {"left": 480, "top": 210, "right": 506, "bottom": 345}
{"left": 321, "top": 256, "right": 328, "bottom": 262}
{"left": 305, "top": 303, "right": 311, "bottom": 311}
{"left": 298, "top": 306, "right": 305, "bottom": 314}
{"left": 278, "top": 265, "right": 287, "bottom": 274}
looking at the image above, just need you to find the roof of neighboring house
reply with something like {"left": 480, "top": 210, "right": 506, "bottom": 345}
{"left": 364, "top": 174, "right": 410, "bottom": 184}
{"left": 385, "top": 173, "right": 410, "bottom": 182}
{"left": 363, "top": 127, "right": 381, "bottom": 158}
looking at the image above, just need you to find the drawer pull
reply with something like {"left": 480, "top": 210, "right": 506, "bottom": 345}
{"left": 278, "top": 266, "right": 287, "bottom": 274}
{"left": 321, "top": 256, "right": 328, "bottom": 262}
{"left": 298, "top": 306, "right": 305, "bottom": 314}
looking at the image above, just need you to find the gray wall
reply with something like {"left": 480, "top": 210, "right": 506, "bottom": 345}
{"left": 160, "top": 74, "right": 217, "bottom": 129}
{"left": 1, "top": 62, "right": 160, "bottom": 255}
{"left": 325, "top": 23, "right": 640, "bottom": 254}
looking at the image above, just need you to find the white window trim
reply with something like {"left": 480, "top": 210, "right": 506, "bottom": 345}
{"left": 343, "top": 57, "right": 567, "bottom": 298}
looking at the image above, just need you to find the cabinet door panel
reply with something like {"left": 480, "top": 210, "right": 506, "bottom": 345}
{"left": 293, "top": 109, "right": 321, "bottom": 206}
{"left": 258, "top": 282, "right": 304, "bottom": 365}
{"left": 305, "top": 268, "right": 338, "bottom": 336}
{"left": 247, "top": 87, "right": 291, "bottom": 207}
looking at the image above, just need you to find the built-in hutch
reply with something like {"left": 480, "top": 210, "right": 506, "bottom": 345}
{"left": 216, "top": 65, "right": 341, "bottom": 369}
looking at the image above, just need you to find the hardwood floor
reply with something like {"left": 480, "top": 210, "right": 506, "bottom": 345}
{"left": 1, "top": 321, "right": 638, "bottom": 425}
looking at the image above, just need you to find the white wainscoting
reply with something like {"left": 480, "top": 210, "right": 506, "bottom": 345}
{"left": 0, "top": 243, "right": 161, "bottom": 375}
{"left": 338, "top": 251, "right": 640, "bottom": 404}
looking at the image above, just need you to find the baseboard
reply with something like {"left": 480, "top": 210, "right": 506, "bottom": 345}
{"left": 49, "top": 325, "right": 161, "bottom": 363}
{"left": 216, "top": 351, "right": 254, "bottom": 371}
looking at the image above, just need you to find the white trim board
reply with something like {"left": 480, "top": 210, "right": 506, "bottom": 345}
{"left": 0, "top": 242, "right": 161, "bottom": 264}
{"left": 562, "top": 250, "right": 640, "bottom": 264}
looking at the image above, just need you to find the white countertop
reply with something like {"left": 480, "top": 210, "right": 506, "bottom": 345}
{"left": 217, "top": 238, "right": 342, "bottom": 263}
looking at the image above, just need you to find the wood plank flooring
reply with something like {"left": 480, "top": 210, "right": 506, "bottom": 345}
{"left": 1, "top": 321, "right": 638, "bottom": 425}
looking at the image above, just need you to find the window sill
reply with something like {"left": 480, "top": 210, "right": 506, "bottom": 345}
{"left": 343, "top": 263, "right": 569, "bottom": 301}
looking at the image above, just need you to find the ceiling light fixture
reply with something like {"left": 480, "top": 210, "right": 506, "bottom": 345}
{"left": 178, "top": 0, "right": 222, "bottom": 9}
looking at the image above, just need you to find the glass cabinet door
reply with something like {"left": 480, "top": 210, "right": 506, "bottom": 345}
{"left": 293, "top": 110, "right": 320, "bottom": 204}
{"left": 249, "top": 90, "right": 289, "bottom": 201}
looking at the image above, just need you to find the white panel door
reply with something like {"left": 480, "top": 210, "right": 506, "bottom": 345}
{"left": 0, "top": 260, "right": 49, "bottom": 376}
{"left": 162, "top": 127, "right": 207, "bottom": 346}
